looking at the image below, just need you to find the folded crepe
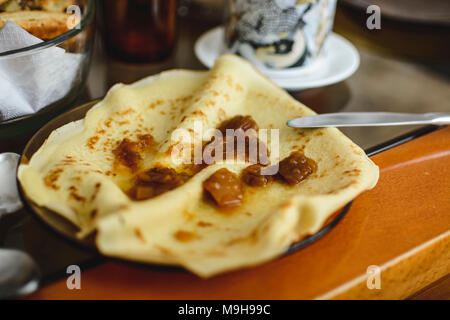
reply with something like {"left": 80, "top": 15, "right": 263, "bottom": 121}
{"left": 18, "top": 55, "right": 379, "bottom": 277}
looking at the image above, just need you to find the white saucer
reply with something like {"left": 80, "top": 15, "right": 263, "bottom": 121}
{"left": 194, "top": 26, "right": 360, "bottom": 91}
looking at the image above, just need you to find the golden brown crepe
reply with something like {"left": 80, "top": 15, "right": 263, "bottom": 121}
{"left": 18, "top": 55, "right": 379, "bottom": 277}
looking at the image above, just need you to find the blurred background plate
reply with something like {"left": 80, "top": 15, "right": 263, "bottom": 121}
{"left": 195, "top": 27, "right": 360, "bottom": 91}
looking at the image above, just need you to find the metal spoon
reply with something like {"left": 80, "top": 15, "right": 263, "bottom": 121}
{"left": 287, "top": 112, "right": 450, "bottom": 128}
{"left": 0, "top": 153, "right": 23, "bottom": 216}
{"left": 0, "top": 249, "right": 40, "bottom": 299}
{"left": 0, "top": 152, "right": 40, "bottom": 299}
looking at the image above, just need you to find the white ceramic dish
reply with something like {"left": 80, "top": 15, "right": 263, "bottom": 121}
{"left": 195, "top": 26, "right": 360, "bottom": 91}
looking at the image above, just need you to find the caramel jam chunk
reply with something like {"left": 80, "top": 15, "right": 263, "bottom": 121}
{"left": 112, "top": 134, "right": 155, "bottom": 171}
{"left": 218, "top": 115, "right": 259, "bottom": 134}
{"left": 278, "top": 151, "right": 316, "bottom": 185}
{"left": 130, "top": 167, "right": 188, "bottom": 200}
{"left": 203, "top": 168, "right": 244, "bottom": 208}
{"left": 242, "top": 164, "right": 273, "bottom": 187}
{"left": 215, "top": 115, "right": 269, "bottom": 164}
{"left": 113, "top": 138, "right": 141, "bottom": 170}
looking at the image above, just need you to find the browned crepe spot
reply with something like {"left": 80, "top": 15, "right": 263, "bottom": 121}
{"left": 174, "top": 230, "right": 197, "bottom": 243}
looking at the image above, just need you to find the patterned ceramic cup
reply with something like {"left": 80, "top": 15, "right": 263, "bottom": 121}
{"left": 225, "top": 0, "right": 337, "bottom": 70}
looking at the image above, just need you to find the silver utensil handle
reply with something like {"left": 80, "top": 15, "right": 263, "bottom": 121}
{"left": 287, "top": 112, "right": 450, "bottom": 128}
{"left": 0, "top": 153, "right": 23, "bottom": 218}
{"left": 426, "top": 112, "right": 450, "bottom": 125}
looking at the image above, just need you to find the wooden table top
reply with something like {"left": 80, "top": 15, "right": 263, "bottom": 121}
{"left": 27, "top": 126, "right": 450, "bottom": 300}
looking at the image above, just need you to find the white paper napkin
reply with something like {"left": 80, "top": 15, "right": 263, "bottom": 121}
{"left": 0, "top": 22, "right": 83, "bottom": 121}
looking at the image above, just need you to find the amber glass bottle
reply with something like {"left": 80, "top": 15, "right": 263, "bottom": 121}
{"left": 98, "top": 0, "right": 177, "bottom": 62}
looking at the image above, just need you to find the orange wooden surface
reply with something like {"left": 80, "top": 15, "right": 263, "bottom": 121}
{"left": 28, "top": 127, "right": 450, "bottom": 300}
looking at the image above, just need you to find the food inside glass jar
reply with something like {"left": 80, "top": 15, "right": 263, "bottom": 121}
{"left": 0, "top": 0, "right": 73, "bottom": 12}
